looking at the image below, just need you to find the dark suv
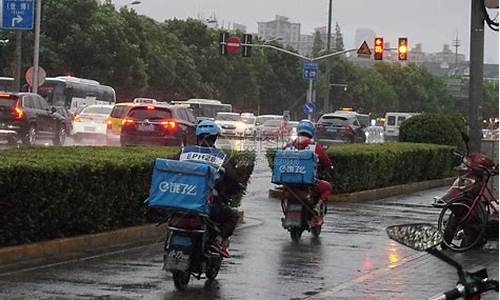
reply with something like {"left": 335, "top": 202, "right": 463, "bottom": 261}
{"left": 316, "top": 112, "right": 369, "bottom": 143}
{"left": 0, "top": 92, "right": 67, "bottom": 145}
{"left": 120, "top": 104, "right": 197, "bottom": 146}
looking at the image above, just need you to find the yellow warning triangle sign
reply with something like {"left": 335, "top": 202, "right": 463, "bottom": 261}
{"left": 357, "top": 41, "right": 372, "bottom": 57}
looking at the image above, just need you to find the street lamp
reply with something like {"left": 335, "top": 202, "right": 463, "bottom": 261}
{"left": 263, "top": 37, "right": 283, "bottom": 45}
{"left": 130, "top": 1, "right": 141, "bottom": 5}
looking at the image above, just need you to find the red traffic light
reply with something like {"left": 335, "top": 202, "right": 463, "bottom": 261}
{"left": 398, "top": 37, "right": 408, "bottom": 60}
{"left": 374, "top": 37, "right": 383, "bottom": 60}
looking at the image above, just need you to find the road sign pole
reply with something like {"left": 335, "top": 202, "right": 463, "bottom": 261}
{"left": 307, "top": 78, "right": 313, "bottom": 120}
{"left": 32, "top": 0, "right": 41, "bottom": 93}
{"left": 14, "top": 31, "right": 22, "bottom": 92}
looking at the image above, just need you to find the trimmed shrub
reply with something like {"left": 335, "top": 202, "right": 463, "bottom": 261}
{"left": 0, "top": 146, "right": 255, "bottom": 246}
{"left": 399, "top": 113, "right": 465, "bottom": 151}
{"left": 266, "top": 143, "right": 455, "bottom": 194}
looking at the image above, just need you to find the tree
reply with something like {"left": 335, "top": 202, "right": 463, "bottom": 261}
{"left": 334, "top": 23, "right": 344, "bottom": 52}
{"left": 312, "top": 30, "right": 324, "bottom": 57}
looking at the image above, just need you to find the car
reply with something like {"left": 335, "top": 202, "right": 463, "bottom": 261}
{"left": 260, "top": 119, "right": 288, "bottom": 139}
{"left": 215, "top": 112, "right": 245, "bottom": 138}
{"left": 120, "top": 103, "right": 197, "bottom": 146}
{"left": 384, "top": 112, "right": 418, "bottom": 140}
{"left": 72, "top": 104, "right": 114, "bottom": 143}
{"left": 241, "top": 113, "right": 257, "bottom": 137}
{"left": 316, "top": 111, "right": 370, "bottom": 143}
{"left": 106, "top": 102, "right": 135, "bottom": 145}
{"left": 255, "top": 114, "right": 283, "bottom": 138}
{"left": 0, "top": 92, "right": 67, "bottom": 145}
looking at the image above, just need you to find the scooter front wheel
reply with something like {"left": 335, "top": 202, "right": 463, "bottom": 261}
{"left": 311, "top": 226, "right": 322, "bottom": 237}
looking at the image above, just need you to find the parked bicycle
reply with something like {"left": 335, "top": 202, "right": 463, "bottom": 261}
{"left": 432, "top": 133, "right": 499, "bottom": 252}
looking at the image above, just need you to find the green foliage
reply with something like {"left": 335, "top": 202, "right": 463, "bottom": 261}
{"left": 266, "top": 143, "right": 455, "bottom": 194}
{"left": 0, "top": 1, "right": 461, "bottom": 118}
{"left": 334, "top": 23, "right": 344, "bottom": 52}
{"left": 399, "top": 113, "right": 464, "bottom": 151}
{"left": 0, "top": 146, "right": 255, "bottom": 246}
{"left": 312, "top": 31, "right": 324, "bottom": 57}
{"left": 482, "top": 82, "right": 499, "bottom": 119}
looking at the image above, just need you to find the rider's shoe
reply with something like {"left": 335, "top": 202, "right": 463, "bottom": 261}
{"left": 209, "top": 237, "right": 230, "bottom": 258}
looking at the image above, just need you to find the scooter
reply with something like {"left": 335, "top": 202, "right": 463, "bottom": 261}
{"left": 386, "top": 223, "right": 498, "bottom": 300}
{"left": 163, "top": 211, "right": 226, "bottom": 291}
{"left": 281, "top": 185, "right": 325, "bottom": 242}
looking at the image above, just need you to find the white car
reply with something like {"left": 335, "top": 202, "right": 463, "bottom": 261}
{"left": 241, "top": 113, "right": 257, "bottom": 137}
{"left": 72, "top": 104, "right": 114, "bottom": 142}
{"left": 215, "top": 112, "right": 245, "bottom": 137}
{"left": 255, "top": 114, "right": 283, "bottom": 138}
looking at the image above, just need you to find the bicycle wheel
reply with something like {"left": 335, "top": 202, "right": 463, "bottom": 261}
{"left": 438, "top": 200, "right": 487, "bottom": 252}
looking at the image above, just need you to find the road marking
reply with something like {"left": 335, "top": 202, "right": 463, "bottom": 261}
{"left": 304, "top": 252, "right": 428, "bottom": 299}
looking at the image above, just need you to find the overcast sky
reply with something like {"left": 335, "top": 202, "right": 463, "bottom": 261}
{"left": 118, "top": 0, "right": 499, "bottom": 63}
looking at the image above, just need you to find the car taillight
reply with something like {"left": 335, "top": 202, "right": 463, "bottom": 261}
{"left": 13, "top": 100, "right": 24, "bottom": 120}
{"left": 74, "top": 115, "right": 81, "bottom": 122}
{"left": 161, "top": 120, "right": 176, "bottom": 129}
{"left": 122, "top": 118, "right": 135, "bottom": 126}
{"left": 106, "top": 120, "right": 112, "bottom": 130}
{"left": 344, "top": 125, "right": 353, "bottom": 133}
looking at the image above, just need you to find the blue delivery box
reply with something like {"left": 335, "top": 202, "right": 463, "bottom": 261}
{"left": 145, "top": 158, "right": 218, "bottom": 215}
{"left": 271, "top": 150, "right": 318, "bottom": 185}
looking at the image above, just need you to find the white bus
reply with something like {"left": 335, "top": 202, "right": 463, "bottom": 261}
{"left": 171, "top": 99, "right": 232, "bottom": 120}
{"left": 35, "top": 76, "right": 116, "bottom": 112}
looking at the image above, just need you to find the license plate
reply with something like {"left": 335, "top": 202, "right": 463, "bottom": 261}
{"left": 285, "top": 211, "right": 302, "bottom": 227}
{"left": 163, "top": 250, "right": 190, "bottom": 271}
{"left": 84, "top": 126, "right": 96, "bottom": 132}
{"left": 327, "top": 128, "right": 338, "bottom": 133}
{"left": 137, "top": 124, "right": 154, "bottom": 132}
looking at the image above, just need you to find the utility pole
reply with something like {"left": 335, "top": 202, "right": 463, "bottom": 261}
{"left": 323, "top": 0, "right": 333, "bottom": 113}
{"left": 32, "top": 0, "right": 42, "bottom": 93}
{"left": 469, "top": 0, "right": 485, "bottom": 152}
{"left": 14, "top": 32, "right": 22, "bottom": 92}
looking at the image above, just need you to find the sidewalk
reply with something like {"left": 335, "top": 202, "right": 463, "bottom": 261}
{"left": 308, "top": 247, "right": 499, "bottom": 300}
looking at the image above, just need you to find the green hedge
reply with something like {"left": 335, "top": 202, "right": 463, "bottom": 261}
{"left": 0, "top": 146, "right": 255, "bottom": 246}
{"left": 399, "top": 113, "right": 465, "bottom": 151}
{"left": 266, "top": 143, "right": 455, "bottom": 194}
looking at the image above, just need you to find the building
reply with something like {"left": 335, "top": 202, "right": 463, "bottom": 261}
{"left": 232, "top": 23, "right": 247, "bottom": 32}
{"left": 298, "top": 34, "right": 314, "bottom": 56}
{"left": 354, "top": 28, "right": 376, "bottom": 49}
{"left": 313, "top": 26, "right": 336, "bottom": 49}
{"left": 257, "top": 15, "right": 301, "bottom": 50}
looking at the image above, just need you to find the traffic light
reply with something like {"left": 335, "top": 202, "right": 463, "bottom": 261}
{"left": 219, "top": 31, "right": 229, "bottom": 56}
{"left": 374, "top": 37, "right": 383, "bottom": 60}
{"left": 242, "top": 34, "right": 252, "bottom": 57}
{"left": 398, "top": 37, "right": 408, "bottom": 60}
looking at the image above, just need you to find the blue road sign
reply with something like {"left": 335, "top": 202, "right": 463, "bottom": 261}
{"left": 303, "top": 102, "right": 316, "bottom": 114}
{"left": 0, "top": 0, "right": 35, "bottom": 30}
{"left": 303, "top": 62, "right": 319, "bottom": 80}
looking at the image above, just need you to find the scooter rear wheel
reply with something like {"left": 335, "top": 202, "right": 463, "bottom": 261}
{"left": 172, "top": 270, "right": 190, "bottom": 291}
{"left": 290, "top": 228, "right": 303, "bottom": 242}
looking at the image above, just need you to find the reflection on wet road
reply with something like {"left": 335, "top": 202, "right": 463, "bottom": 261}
{"left": 0, "top": 142, "right": 497, "bottom": 299}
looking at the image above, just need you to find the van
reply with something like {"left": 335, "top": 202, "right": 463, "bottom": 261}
{"left": 384, "top": 112, "right": 419, "bottom": 139}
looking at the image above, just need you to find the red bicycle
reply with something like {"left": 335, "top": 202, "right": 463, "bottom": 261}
{"left": 436, "top": 135, "right": 499, "bottom": 252}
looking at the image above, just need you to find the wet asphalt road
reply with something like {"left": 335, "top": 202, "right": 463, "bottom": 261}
{"left": 0, "top": 140, "right": 498, "bottom": 299}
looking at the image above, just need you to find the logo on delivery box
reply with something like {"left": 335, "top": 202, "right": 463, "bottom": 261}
{"left": 159, "top": 181, "right": 198, "bottom": 196}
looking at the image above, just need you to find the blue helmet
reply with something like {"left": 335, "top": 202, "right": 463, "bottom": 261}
{"left": 296, "top": 120, "right": 315, "bottom": 138}
{"left": 196, "top": 120, "right": 220, "bottom": 137}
